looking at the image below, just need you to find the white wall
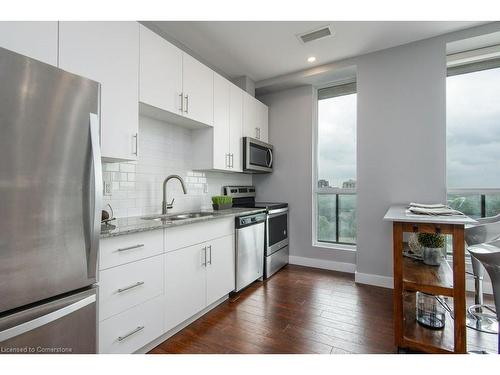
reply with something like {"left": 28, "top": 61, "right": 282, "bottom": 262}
{"left": 255, "top": 86, "right": 356, "bottom": 268}
{"left": 102, "top": 115, "right": 251, "bottom": 218}
{"left": 254, "top": 34, "right": 459, "bottom": 283}
{"left": 355, "top": 37, "right": 447, "bottom": 282}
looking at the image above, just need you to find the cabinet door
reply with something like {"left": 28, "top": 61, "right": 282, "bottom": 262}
{"left": 182, "top": 53, "right": 213, "bottom": 126}
{"left": 213, "top": 73, "right": 230, "bottom": 170}
{"left": 206, "top": 235, "right": 235, "bottom": 306}
{"left": 0, "top": 21, "right": 58, "bottom": 66}
{"left": 139, "top": 25, "right": 183, "bottom": 115}
{"left": 59, "top": 21, "right": 139, "bottom": 161}
{"left": 229, "top": 83, "right": 243, "bottom": 172}
{"left": 257, "top": 101, "right": 269, "bottom": 142}
{"left": 243, "top": 92, "right": 259, "bottom": 139}
{"left": 164, "top": 244, "right": 207, "bottom": 331}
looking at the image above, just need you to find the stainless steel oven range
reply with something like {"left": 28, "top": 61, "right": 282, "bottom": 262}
{"left": 224, "top": 186, "right": 289, "bottom": 278}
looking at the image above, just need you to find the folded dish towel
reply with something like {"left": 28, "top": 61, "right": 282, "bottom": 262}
{"left": 407, "top": 202, "right": 464, "bottom": 216}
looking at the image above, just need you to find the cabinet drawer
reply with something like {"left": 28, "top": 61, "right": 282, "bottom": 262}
{"left": 100, "top": 229, "right": 164, "bottom": 270}
{"left": 99, "top": 254, "right": 164, "bottom": 321}
{"left": 165, "top": 217, "right": 233, "bottom": 252}
{"left": 99, "top": 295, "right": 164, "bottom": 354}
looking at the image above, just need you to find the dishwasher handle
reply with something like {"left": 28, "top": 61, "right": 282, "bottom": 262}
{"left": 235, "top": 212, "right": 267, "bottom": 229}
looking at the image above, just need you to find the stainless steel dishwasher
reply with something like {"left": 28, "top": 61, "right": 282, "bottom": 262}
{"left": 234, "top": 212, "right": 267, "bottom": 292}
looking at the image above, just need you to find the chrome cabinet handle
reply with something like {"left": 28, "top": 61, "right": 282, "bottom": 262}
{"left": 184, "top": 94, "right": 189, "bottom": 113}
{"left": 117, "top": 326, "right": 144, "bottom": 342}
{"left": 225, "top": 153, "right": 229, "bottom": 168}
{"left": 230, "top": 153, "right": 234, "bottom": 168}
{"left": 179, "top": 93, "right": 183, "bottom": 112}
{"left": 133, "top": 133, "right": 138, "bottom": 156}
{"left": 207, "top": 245, "right": 212, "bottom": 265}
{"left": 117, "top": 281, "right": 144, "bottom": 293}
{"left": 255, "top": 127, "right": 259, "bottom": 139}
{"left": 116, "top": 244, "right": 144, "bottom": 252}
{"left": 202, "top": 246, "right": 207, "bottom": 266}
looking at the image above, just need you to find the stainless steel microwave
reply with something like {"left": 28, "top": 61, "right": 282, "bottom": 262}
{"left": 243, "top": 137, "right": 273, "bottom": 173}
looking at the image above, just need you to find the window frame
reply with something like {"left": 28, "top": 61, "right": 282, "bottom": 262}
{"left": 312, "top": 80, "right": 357, "bottom": 251}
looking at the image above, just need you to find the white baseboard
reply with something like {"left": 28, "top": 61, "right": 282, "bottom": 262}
{"left": 355, "top": 271, "right": 393, "bottom": 289}
{"left": 289, "top": 255, "right": 356, "bottom": 273}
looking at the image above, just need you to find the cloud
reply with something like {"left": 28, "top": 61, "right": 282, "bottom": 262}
{"left": 446, "top": 68, "right": 500, "bottom": 188}
{"left": 318, "top": 94, "right": 357, "bottom": 187}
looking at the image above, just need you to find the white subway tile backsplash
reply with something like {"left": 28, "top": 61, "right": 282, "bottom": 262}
{"left": 102, "top": 115, "right": 251, "bottom": 217}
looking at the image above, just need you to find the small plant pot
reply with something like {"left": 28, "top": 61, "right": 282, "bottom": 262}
{"left": 422, "top": 247, "right": 444, "bottom": 266}
{"left": 212, "top": 203, "right": 233, "bottom": 210}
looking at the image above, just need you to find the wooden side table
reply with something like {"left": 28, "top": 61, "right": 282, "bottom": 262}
{"left": 384, "top": 206, "right": 477, "bottom": 354}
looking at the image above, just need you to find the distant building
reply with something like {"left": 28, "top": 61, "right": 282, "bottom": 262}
{"left": 318, "top": 179, "right": 330, "bottom": 188}
{"left": 342, "top": 179, "right": 356, "bottom": 189}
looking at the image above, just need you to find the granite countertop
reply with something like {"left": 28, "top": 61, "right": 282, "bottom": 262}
{"left": 100, "top": 207, "right": 266, "bottom": 238}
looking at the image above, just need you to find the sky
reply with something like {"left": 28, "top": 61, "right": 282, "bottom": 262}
{"left": 317, "top": 67, "right": 500, "bottom": 190}
{"left": 317, "top": 93, "right": 357, "bottom": 188}
{"left": 447, "top": 67, "right": 500, "bottom": 189}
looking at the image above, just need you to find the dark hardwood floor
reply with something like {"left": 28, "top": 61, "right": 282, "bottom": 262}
{"left": 149, "top": 265, "right": 497, "bottom": 354}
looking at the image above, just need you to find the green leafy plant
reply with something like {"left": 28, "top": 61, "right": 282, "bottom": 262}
{"left": 211, "top": 196, "right": 233, "bottom": 205}
{"left": 417, "top": 233, "right": 445, "bottom": 249}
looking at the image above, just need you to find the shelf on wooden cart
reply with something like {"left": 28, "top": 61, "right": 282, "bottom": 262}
{"left": 402, "top": 292, "right": 455, "bottom": 353}
{"left": 402, "top": 256, "right": 454, "bottom": 297}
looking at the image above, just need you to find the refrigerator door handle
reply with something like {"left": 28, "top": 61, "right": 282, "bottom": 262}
{"left": 0, "top": 294, "right": 96, "bottom": 342}
{"left": 88, "top": 113, "right": 102, "bottom": 279}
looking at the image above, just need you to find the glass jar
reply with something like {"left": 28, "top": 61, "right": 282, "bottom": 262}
{"left": 416, "top": 292, "right": 446, "bottom": 329}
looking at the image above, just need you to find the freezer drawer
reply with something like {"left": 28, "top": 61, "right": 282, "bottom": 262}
{"left": 265, "top": 245, "right": 289, "bottom": 279}
{"left": 0, "top": 287, "right": 97, "bottom": 354}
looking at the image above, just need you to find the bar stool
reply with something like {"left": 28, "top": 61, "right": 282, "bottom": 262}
{"left": 464, "top": 216, "right": 500, "bottom": 334}
{"left": 468, "top": 244, "right": 500, "bottom": 354}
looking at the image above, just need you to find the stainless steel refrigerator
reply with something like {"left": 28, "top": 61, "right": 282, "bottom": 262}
{"left": 0, "top": 47, "right": 101, "bottom": 354}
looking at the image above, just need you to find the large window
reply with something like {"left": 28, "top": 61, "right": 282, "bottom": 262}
{"left": 447, "top": 61, "right": 500, "bottom": 218}
{"left": 315, "top": 83, "right": 357, "bottom": 246}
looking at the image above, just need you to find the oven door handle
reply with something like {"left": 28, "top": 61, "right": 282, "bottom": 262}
{"left": 267, "top": 208, "right": 288, "bottom": 217}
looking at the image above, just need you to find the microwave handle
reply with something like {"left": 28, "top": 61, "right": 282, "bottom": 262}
{"left": 267, "top": 149, "right": 273, "bottom": 168}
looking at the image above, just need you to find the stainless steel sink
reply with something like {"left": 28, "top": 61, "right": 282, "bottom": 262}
{"left": 141, "top": 212, "right": 214, "bottom": 222}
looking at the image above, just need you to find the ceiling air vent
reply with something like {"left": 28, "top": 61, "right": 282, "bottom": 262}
{"left": 297, "top": 25, "right": 333, "bottom": 44}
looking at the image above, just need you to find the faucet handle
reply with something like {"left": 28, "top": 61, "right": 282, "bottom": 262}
{"left": 167, "top": 198, "right": 175, "bottom": 209}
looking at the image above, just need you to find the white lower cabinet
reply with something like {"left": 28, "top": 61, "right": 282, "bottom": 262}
{"left": 206, "top": 235, "right": 236, "bottom": 306}
{"left": 164, "top": 243, "right": 207, "bottom": 331}
{"left": 99, "top": 254, "right": 164, "bottom": 321}
{"left": 164, "top": 218, "right": 235, "bottom": 332}
{"left": 99, "top": 295, "right": 164, "bottom": 354}
{"left": 98, "top": 218, "right": 236, "bottom": 353}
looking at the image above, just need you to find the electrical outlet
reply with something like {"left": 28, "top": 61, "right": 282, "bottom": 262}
{"left": 103, "top": 181, "right": 113, "bottom": 196}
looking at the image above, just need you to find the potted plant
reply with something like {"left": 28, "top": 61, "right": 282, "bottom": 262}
{"left": 212, "top": 195, "right": 233, "bottom": 210}
{"left": 417, "top": 233, "right": 445, "bottom": 266}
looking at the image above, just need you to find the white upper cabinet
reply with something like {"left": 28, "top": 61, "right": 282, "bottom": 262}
{"left": 192, "top": 75, "right": 243, "bottom": 172}
{"left": 139, "top": 24, "right": 182, "bottom": 115}
{"left": 243, "top": 92, "right": 269, "bottom": 142}
{"left": 0, "top": 21, "right": 58, "bottom": 66}
{"left": 139, "top": 26, "right": 213, "bottom": 128}
{"left": 212, "top": 73, "right": 231, "bottom": 170}
{"left": 182, "top": 53, "right": 214, "bottom": 126}
{"left": 59, "top": 21, "right": 140, "bottom": 162}
{"left": 229, "top": 83, "right": 243, "bottom": 172}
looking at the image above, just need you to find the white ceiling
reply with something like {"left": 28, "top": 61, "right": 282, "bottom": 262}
{"left": 150, "top": 21, "right": 486, "bottom": 82}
